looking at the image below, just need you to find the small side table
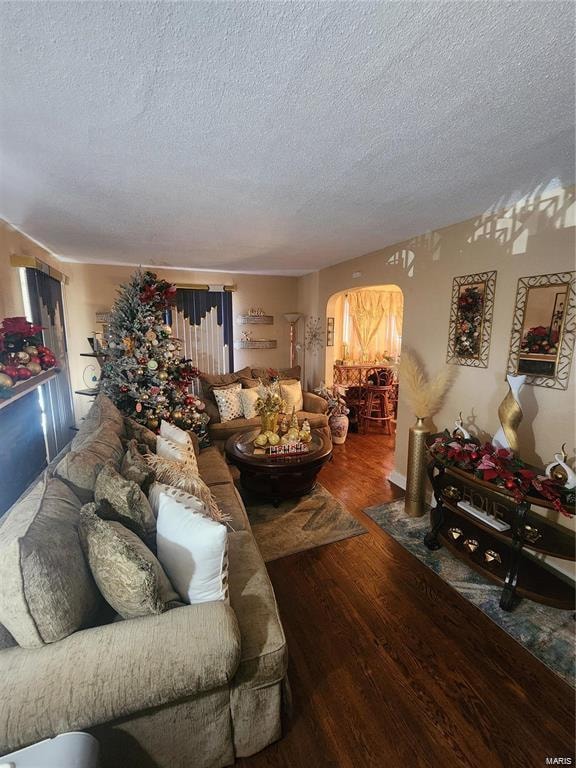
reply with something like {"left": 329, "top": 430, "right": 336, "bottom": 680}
{"left": 0, "top": 732, "right": 99, "bottom": 767}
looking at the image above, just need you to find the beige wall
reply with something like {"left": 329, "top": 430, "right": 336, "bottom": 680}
{"left": 299, "top": 186, "right": 576, "bottom": 576}
{"left": 0, "top": 223, "right": 299, "bottom": 422}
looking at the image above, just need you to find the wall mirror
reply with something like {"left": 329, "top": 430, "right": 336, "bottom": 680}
{"left": 507, "top": 272, "right": 575, "bottom": 389}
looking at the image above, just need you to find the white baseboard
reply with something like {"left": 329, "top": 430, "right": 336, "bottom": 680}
{"left": 388, "top": 470, "right": 406, "bottom": 490}
{"left": 387, "top": 468, "right": 435, "bottom": 506}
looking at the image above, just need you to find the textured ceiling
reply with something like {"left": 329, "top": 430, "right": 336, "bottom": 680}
{"left": 0, "top": 1, "right": 574, "bottom": 275}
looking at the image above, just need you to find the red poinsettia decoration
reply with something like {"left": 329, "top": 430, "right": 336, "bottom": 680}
{"left": 0, "top": 317, "right": 43, "bottom": 337}
{"left": 430, "top": 435, "right": 574, "bottom": 517}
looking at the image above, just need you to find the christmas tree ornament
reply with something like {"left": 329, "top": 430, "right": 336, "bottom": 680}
{"left": 158, "top": 371, "right": 168, "bottom": 381}
{"left": 16, "top": 351, "right": 30, "bottom": 364}
{"left": 16, "top": 367, "right": 33, "bottom": 380}
{"left": 162, "top": 324, "right": 172, "bottom": 335}
{"left": 147, "top": 417, "right": 159, "bottom": 431}
{"left": 0, "top": 372, "right": 14, "bottom": 389}
{"left": 147, "top": 359, "right": 159, "bottom": 371}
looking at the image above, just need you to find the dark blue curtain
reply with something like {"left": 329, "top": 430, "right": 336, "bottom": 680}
{"left": 172, "top": 289, "right": 234, "bottom": 372}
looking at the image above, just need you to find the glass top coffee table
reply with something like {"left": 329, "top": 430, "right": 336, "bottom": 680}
{"left": 225, "top": 428, "right": 332, "bottom": 506}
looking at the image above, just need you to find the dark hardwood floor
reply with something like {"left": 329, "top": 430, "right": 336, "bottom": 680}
{"left": 237, "top": 430, "right": 575, "bottom": 768}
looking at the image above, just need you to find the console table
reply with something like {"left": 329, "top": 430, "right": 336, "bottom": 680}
{"left": 424, "top": 453, "right": 575, "bottom": 612}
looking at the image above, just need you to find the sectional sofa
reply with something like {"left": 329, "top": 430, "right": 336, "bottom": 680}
{"left": 0, "top": 395, "right": 288, "bottom": 767}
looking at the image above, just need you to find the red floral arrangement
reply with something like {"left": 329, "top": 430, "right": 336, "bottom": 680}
{"left": 0, "top": 316, "right": 57, "bottom": 394}
{"left": 139, "top": 271, "right": 177, "bottom": 307}
{"left": 520, "top": 325, "right": 559, "bottom": 355}
{"left": 430, "top": 434, "right": 574, "bottom": 517}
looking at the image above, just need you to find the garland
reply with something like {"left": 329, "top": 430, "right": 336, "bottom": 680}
{"left": 430, "top": 434, "right": 575, "bottom": 517}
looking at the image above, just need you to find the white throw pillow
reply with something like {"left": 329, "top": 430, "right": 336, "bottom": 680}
{"left": 240, "top": 388, "right": 260, "bottom": 419}
{"left": 148, "top": 482, "right": 206, "bottom": 519}
{"left": 156, "top": 489, "right": 229, "bottom": 604}
{"left": 214, "top": 383, "right": 243, "bottom": 422}
{"left": 160, "top": 420, "right": 191, "bottom": 446}
{"left": 280, "top": 380, "right": 304, "bottom": 412}
{"left": 156, "top": 435, "right": 199, "bottom": 474}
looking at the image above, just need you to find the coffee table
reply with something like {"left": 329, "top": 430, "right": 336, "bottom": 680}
{"left": 225, "top": 429, "right": 332, "bottom": 506}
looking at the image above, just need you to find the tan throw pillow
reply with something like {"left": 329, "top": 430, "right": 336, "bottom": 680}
{"left": 239, "top": 377, "right": 261, "bottom": 389}
{"left": 145, "top": 456, "right": 231, "bottom": 524}
{"left": 94, "top": 461, "right": 156, "bottom": 542}
{"left": 213, "top": 382, "right": 243, "bottom": 422}
{"left": 0, "top": 478, "right": 102, "bottom": 648}
{"left": 120, "top": 440, "right": 156, "bottom": 493}
{"left": 54, "top": 424, "right": 124, "bottom": 503}
{"left": 199, "top": 366, "right": 252, "bottom": 401}
{"left": 239, "top": 388, "right": 260, "bottom": 419}
{"left": 280, "top": 380, "right": 304, "bottom": 412}
{"left": 79, "top": 508, "right": 179, "bottom": 619}
{"left": 251, "top": 365, "right": 301, "bottom": 382}
{"left": 72, "top": 394, "right": 125, "bottom": 449}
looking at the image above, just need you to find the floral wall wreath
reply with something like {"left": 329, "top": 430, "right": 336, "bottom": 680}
{"left": 446, "top": 271, "right": 497, "bottom": 368}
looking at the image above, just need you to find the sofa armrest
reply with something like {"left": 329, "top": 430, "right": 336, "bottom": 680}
{"left": 0, "top": 602, "right": 240, "bottom": 754}
{"left": 302, "top": 391, "right": 328, "bottom": 415}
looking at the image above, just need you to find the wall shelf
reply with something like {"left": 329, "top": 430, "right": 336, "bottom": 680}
{"left": 236, "top": 315, "right": 274, "bottom": 325}
{"left": 234, "top": 339, "right": 277, "bottom": 350}
{"left": 0, "top": 369, "right": 59, "bottom": 412}
{"left": 74, "top": 388, "right": 101, "bottom": 397}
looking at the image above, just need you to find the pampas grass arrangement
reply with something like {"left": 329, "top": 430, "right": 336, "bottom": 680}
{"left": 399, "top": 352, "right": 456, "bottom": 418}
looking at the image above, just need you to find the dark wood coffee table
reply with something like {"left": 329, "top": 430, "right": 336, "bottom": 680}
{"left": 225, "top": 428, "right": 332, "bottom": 506}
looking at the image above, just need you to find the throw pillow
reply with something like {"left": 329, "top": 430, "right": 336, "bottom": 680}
{"left": 199, "top": 366, "right": 252, "bottom": 402}
{"left": 145, "top": 456, "right": 231, "bottom": 523}
{"left": 124, "top": 417, "right": 158, "bottom": 452}
{"left": 239, "top": 377, "right": 260, "bottom": 389}
{"left": 239, "top": 388, "right": 260, "bottom": 419}
{"left": 251, "top": 365, "right": 301, "bottom": 382}
{"left": 79, "top": 507, "right": 180, "bottom": 619}
{"left": 120, "top": 439, "right": 156, "bottom": 493}
{"left": 280, "top": 380, "right": 304, "bottom": 412}
{"left": 156, "top": 434, "right": 199, "bottom": 474}
{"left": 94, "top": 461, "right": 156, "bottom": 543}
{"left": 72, "top": 394, "right": 125, "bottom": 449}
{"left": 0, "top": 478, "right": 102, "bottom": 648}
{"left": 156, "top": 488, "right": 229, "bottom": 605}
{"left": 148, "top": 482, "right": 205, "bottom": 519}
{"left": 213, "top": 382, "right": 243, "bottom": 422}
{"left": 54, "top": 424, "right": 124, "bottom": 503}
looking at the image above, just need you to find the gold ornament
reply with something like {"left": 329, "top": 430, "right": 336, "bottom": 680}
{"left": 16, "top": 351, "right": 30, "bottom": 364}
{"left": 145, "top": 330, "right": 157, "bottom": 342}
{"left": 0, "top": 372, "right": 14, "bottom": 389}
{"left": 146, "top": 417, "right": 159, "bottom": 431}
{"left": 484, "top": 549, "right": 502, "bottom": 565}
{"left": 463, "top": 538, "right": 479, "bottom": 554}
{"left": 448, "top": 527, "right": 463, "bottom": 541}
{"left": 290, "top": 406, "right": 298, "bottom": 430}
{"left": 157, "top": 370, "right": 168, "bottom": 381}
{"left": 27, "top": 362, "right": 42, "bottom": 375}
{"left": 171, "top": 409, "right": 183, "bottom": 423}
{"left": 123, "top": 337, "right": 134, "bottom": 352}
{"left": 162, "top": 324, "right": 172, "bottom": 335}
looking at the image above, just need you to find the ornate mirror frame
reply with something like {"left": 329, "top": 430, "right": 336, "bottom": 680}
{"left": 506, "top": 271, "right": 575, "bottom": 390}
{"left": 446, "top": 270, "right": 497, "bottom": 368}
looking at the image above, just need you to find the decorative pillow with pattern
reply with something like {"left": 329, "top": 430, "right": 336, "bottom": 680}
{"left": 156, "top": 435, "right": 199, "bottom": 473}
{"left": 239, "top": 388, "right": 260, "bottom": 419}
{"left": 213, "top": 382, "right": 243, "bottom": 422}
{"left": 145, "top": 456, "right": 231, "bottom": 523}
{"left": 94, "top": 461, "right": 156, "bottom": 544}
{"left": 120, "top": 440, "right": 155, "bottom": 493}
{"left": 155, "top": 487, "right": 229, "bottom": 605}
{"left": 79, "top": 507, "right": 180, "bottom": 619}
{"left": 124, "top": 417, "right": 158, "bottom": 453}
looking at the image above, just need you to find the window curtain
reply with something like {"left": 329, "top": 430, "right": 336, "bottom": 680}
{"left": 171, "top": 289, "right": 234, "bottom": 377}
{"left": 345, "top": 290, "right": 403, "bottom": 361}
{"left": 25, "top": 268, "right": 75, "bottom": 459}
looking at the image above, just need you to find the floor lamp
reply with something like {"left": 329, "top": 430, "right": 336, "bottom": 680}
{"left": 283, "top": 313, "right": 302, "bottom": 368}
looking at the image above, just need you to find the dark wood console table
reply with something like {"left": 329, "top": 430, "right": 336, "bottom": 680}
{"left": 425, "top": 455, "right": 575, "bottom": 612}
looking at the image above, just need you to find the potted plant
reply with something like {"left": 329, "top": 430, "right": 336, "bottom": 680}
{"left": 315, "top": 383, "right": 350, "bottom": 444}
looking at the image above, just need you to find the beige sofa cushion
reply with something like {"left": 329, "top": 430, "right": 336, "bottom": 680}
{"left": 251, "top": 365, "right": 301, "bottom": 382}
{"left": 196, "top": 446, "right": 232, "bottom": 486}
{"left": 228, "top": 531, "right": 287, "bottom": 687}
{"left": 0, "top": 478, "right": 102, "bottom": 648}
{"left": 199, "top": 366, "right": 252, "bottom": 401}
{"left": 124, "top": 417, "right": 158, "bottom": 452}
{"left": 55, "top": 424, "right": 124, "bottom": 503}
{"left": 210, "top": 484, "right": 249, "bottom": 532}
{"left": 72, "top": 394, "right": 125, "bottom": 449}
{"left": 79, "top": 508, "right": 179, "bottom": 619}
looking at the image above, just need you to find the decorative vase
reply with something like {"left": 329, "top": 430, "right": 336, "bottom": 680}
{"left": 329, "top": 413, "right": 349, "bottom": 444}
{"left": 261, "top": 412, "right": 278, "bottom": 434}
{"left": 492, "top": 374, "right": 526, "bottom": 454}
{"left": 405, "top": 416, "right": 430, "bottom": 517}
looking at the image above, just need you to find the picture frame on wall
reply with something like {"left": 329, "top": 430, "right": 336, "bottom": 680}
{"left": 326, "top": 317, "right": 335, "bottom": 347}
{"left": 506, "top": 271, "right": 575, "bottom": 390}
{"left": 446, "top": 270, "right": 497, "bottom": 368}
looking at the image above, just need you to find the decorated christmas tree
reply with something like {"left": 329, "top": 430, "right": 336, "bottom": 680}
{"left": 101, "top": 270, "right": 207, "bottom": 436}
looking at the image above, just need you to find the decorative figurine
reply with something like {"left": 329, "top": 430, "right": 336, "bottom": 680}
{"left": 493, "top": 374, "right": 526, "bottom": 454}
{"left": 545, "top": 444, "right": 576, "bottom": 489}
{"left": 452, "top": 412, "right": 471, "bottom": 440}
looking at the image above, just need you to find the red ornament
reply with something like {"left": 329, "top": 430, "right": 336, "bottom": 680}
{"left": 3, "top": 365, "right": 19, "bottom": 379}
{"left": 470, "top": 452, "right": 479, "bottom": 461}
{"left": 16, "top": 366, "right": 33, "bottom": 380}
{"left": 504, "top": 479, "right": 516, "bottom": 491}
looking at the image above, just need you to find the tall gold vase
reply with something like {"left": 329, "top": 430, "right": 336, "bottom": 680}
{"left": 405, "top": 416, "right": 430, "bottom": 517}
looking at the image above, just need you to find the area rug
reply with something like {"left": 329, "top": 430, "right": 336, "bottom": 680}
{"left": 365, "top": 499, "right": 575, "bottom": 687}
{"left": 241, "top": 483, "right": 367, "bottom": 562}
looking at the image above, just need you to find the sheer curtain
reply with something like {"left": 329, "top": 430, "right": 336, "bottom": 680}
{"left": 344, "top": 290, "right": 403, "bottom": 361}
